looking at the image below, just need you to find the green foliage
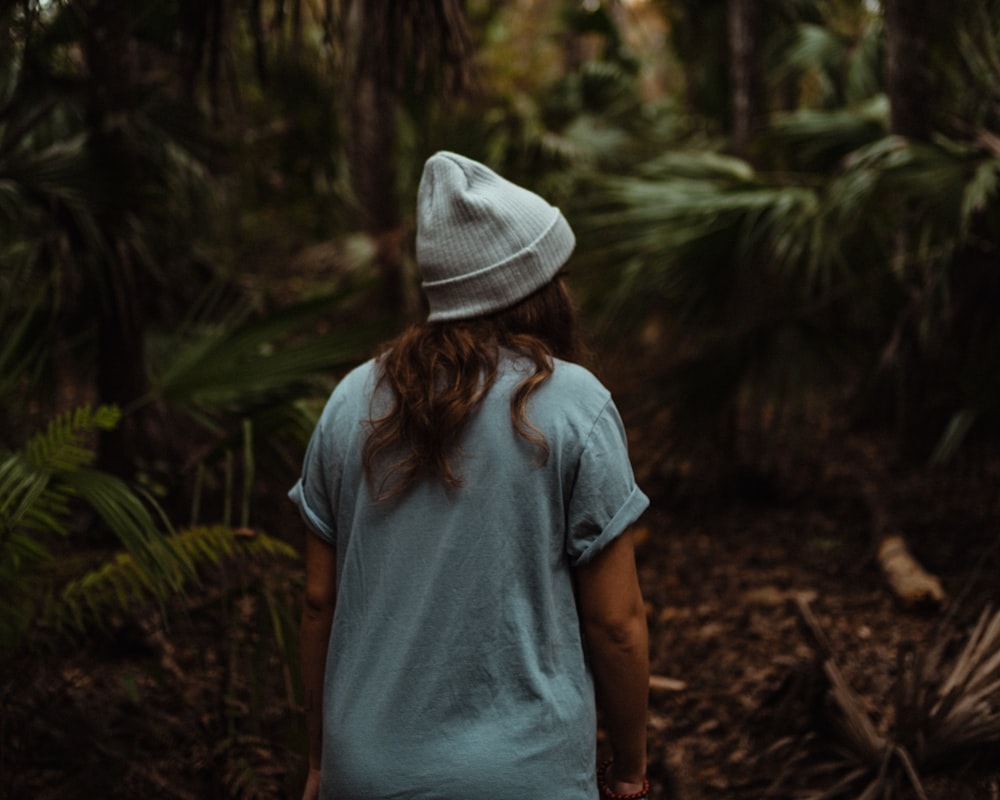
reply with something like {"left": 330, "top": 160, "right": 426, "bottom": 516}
{"left": 771, "top": 15, "right": 883, "bottom": 109}
{"left": 54, "top": 525, "right": 296, "bottom": 635}
{"left": 0, "top": 405, "right": 300, "bottom": 655}
{"left": 4, "top": 0, "right": 1000, "bottom": 795}
{"left": 568, "top": 0, "right": 1000, "bottom": 462}
{"left": 149, "top": 288, "right": 380, "bottom": 430}
{"left": 584, "top": 127, "right": 1000, "bottom": 452}
{"left": 766, "top": 95, "right": 889, "bottom": 170}
{"left": 1, "top": 405, "right": 120, "bottom": 541}
{"left": 0, "top": 273, "right": 51, "bottom": 443}
{"left": 577, "top": 152, "right": 841, "bottom": 432}
{"left": 0, "top": 405, "right": 111, "bottom": 647}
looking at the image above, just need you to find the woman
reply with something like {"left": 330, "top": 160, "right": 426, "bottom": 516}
{"left": 291, "top": 151, "right": 650, "bottom": 800}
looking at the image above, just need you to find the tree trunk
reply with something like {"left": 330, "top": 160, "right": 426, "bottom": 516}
{"left": 96, "top": 250, "right": 150, "bottom": 479}
{"left": 79, "top": 0, "right": 152, "bottom": 477}
{"left": 352, "top": 73, "right": 405, "bottom": 316}
{"left": 727, "top": 0, "right": 764, "bottom": 156}
{"left": 884, "top": 0, "right": 931, "bottom": 140}
{"left": 344, "top": 2, "right": 404, "bottom": 317}
{"left": 880, "top": 0, "right": 942, "bottom": 454}
{"left": 668, "top": 0, "right": 730, "bottom": 130}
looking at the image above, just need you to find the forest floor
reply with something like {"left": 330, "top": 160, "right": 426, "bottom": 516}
{"left": 4, "top": 350, "right": 1000, "bottom": 800}
{"left": 606, "top": 340, "right": 1000, "bottom": 800}
{"left": 632, "top": 437, "right": 1000, "bottom": 800}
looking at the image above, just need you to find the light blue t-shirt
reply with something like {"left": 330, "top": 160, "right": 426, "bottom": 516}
{"left": 289, "top": 355, "right": 649, "bottom": 800}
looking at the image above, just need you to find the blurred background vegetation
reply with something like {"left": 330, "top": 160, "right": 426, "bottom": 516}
{"left": 2, "top": 0, "right": 999, "bottom": 797}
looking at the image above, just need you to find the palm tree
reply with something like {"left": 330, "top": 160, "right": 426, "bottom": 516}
{"left": 573, "top": 0, "right": 1000, "bottom": 465}
{"left": 0, "top": 0, "right": 221, "bottom": 474}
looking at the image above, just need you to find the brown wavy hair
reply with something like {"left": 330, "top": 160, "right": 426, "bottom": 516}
{"left": 362, "top": 277, "right": 580, "bottom": 499}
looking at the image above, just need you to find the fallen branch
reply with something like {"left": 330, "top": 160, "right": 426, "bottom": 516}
{"left": 860, "top": 472, "right": 947, "bottom": 611}
{"left": 793, "top": 594, "right": 887, "bottom": 763}
{"left": 793, "top": 594, "right": 931, "bottom": 799}
{"left": 649, "top": 674, "right": 686, "bottom": 692}
{"left": 877, "top": 534, "right": 947, "bottom": 611}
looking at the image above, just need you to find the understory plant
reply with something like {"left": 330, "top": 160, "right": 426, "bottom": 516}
{"left": 761, "top": 598, "right": 1000, "bottom": 798}
{"left": 0, "top": 404, "right": 297, "bottom": 654}
{"left": 1, "top": 403, "right": 307, "bottom": 799}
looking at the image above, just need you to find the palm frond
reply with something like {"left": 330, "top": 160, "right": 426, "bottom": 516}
{"left": 776, "top": 601, "right": 1000, "bottom": 797}
{"left": 780, "top": 22, "right": 852, "bottom": 105}
{"left": 636, "top": 150, "right": 756, "bottom": 182}
{"left": 23, "top": 405, "right": 120, "bottom": 472}
{"left": 0, "top": 270, "right": 50, "bottom": 422}
{"left": 572, "top": 120, "right": 1000, "bottom": 460}
{"left": 912, "top": 606, "right": 1000, "bottom": 761}
{"left": 149, "top": 288, "right": 382, "bottom": 426}
{"left": 768, "top": 95, "right": 889, "bottom": 170}
{"left": 822, "top": 134, "right": 993, "bottom": 273}
{"left": 881, "top": 139, "right": 986, "bottom": 238}
{"left": 944, "top": 1, "right": 1000, "bottom": 132}
{"left": 771, "top": 13, "right": 883, "bottom": 111}
{"left": 845, "top": 18, "right": 884, "bottom": 105}
{"left": 959, "top": 150, "right": 1000, "bottom": 236}
{"left": 930, "top": 409, "right": 980, "bottom": 465}
{"left": 578, "top": 159, "right": 824, "bottom": 327}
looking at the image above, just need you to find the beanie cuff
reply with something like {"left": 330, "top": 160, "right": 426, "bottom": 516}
{"left": 423, "top": 212, "right": 575, "bottom": 323}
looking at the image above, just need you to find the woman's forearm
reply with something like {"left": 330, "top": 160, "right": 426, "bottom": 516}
{"left": 584, "top": 611, "right": 649, "bottom": 781}
{"left": 575, "top": 528, "right": 650, "bottom": 785}
{"left": 300, "top": 532, "right": 338, "bottom": 772}
{"left": 300, "top": 604, "right": 334, "bottom": 769}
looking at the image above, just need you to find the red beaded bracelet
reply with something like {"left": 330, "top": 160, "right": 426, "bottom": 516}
{"left": 597, "top": 759, "right": 649, "bottom": 800}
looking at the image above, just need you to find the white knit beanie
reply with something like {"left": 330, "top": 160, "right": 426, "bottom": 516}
{"left": 416, "top": 151, "right": 576, "bottom": 322}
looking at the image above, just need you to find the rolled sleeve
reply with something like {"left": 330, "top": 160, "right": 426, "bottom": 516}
{"left": 288, "top": 422, "right": 338, "bottom": 545}
{"left": 565, "top": 399, "right": 649, "bottom": 566}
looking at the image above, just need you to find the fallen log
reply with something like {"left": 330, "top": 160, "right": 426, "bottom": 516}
{"left": 877, "top": 534, "right": 947, "bottom": 611}
{"left": 859, "top": 469, "right": 947, "bottom": 611}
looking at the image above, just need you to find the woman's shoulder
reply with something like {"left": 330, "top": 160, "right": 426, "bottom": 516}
{"left": 317, "top": 358, "right": 379, "bottom": 420}
{"left": 549, "top": 358, "right": 611, "bottom": 398}
{"left": 526, "top": 358, "right": 615, "bottom": 425}
{"left": 338, "top": 357, "right": 379, "bottom": 391}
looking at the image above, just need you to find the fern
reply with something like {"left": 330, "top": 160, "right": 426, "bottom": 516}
{"left": 53, "top": 525, "right": 297, "bottom": 634}
{"left": 25, "top": 405, "right": 121, "bottom": 471}
{"left": 64, "top": 467, "right": 194, "bottom": 592}
{"left": 0, "top": 405, "right": 115, "bottom": 548}
{"left": 0, "top": 405, "right": 196, "bottom": 652}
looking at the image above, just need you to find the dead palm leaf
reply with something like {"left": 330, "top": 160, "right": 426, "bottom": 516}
{"left": 775, "top": 599, "right": 1000, "bottom": 798}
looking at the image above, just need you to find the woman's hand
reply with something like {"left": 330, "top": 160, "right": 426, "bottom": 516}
{"left": 301, "top": 767, "right": 322, "bottom": 800}
{"left": 597, "top": 758, "right": 649, "bottom": 799}
{"left": 607, "top": 773, "right": 647, "bottom": 796}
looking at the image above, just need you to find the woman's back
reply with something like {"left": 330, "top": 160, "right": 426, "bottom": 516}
{"left": 292, "top": 354, "right": 647, "bottom": 799}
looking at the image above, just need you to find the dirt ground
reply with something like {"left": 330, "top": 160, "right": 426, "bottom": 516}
{"left": 4, "top": 378, "right": 1000, "bottom": 800}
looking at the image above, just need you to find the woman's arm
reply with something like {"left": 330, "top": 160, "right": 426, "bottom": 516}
{"left": 300, "top": 531, "right": 338, "bottom": 797}
{"left": 575, "top": 526, "right": 649, "bottom": 793}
